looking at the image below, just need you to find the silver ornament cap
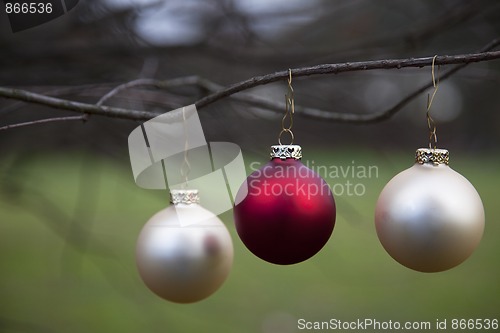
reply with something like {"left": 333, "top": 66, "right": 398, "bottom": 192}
{"left": 170, "top": 189, "right": 200, "bottom": 205}
{"left": 415, "top": 148, "right": 450, "bottom": 165}
{"left": 270, "top": 144, "right": 302, "bottom": 160}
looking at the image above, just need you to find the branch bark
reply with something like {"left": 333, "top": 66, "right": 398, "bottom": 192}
{"left": 0, "top": 40, "right": 499, "bottom": 127}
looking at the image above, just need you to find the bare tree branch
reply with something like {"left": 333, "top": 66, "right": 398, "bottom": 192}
{"left": 0, "top": 88, "right": 159, "bottom": 120}
{"left": 195, "top": 48, "right": 500, "bottom": 108}
{"left": 0, "top": 42, "right": 499, "bottom": 128}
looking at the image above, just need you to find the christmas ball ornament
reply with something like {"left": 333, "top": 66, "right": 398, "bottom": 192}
{"left": 375, "top": 148, "right": 484, "bottom": 272}
{"left": 234, "top": 145, "right": 336, "bottom": 265}
{"left": 136, "top": 189, "right": 233, "bottom": 303}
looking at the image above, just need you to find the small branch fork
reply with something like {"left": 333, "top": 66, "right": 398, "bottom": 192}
{"left": 0, "top": 39, "right": 499, "bottom": 130}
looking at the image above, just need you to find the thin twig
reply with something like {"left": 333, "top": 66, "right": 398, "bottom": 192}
{"left": 0, "top": 115, "right": 87, "bottom": 131}
{"left": 95, "top": 76, "right": 288, "bottom": 114}
{"left": 95, "top": 77, "right": 219, "bottom": 106}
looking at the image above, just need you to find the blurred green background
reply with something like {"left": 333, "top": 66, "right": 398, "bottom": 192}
{"left": 0, "top": 149, "right": 498, "bottom": 333}
{"left": 1, "top": 0, "right": 500, "bottom": 332}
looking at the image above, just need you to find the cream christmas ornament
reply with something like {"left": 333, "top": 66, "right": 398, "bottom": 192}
{"left": 375, "top": 148, "right": 484, "bottom": 272}
{"left": 136, "top": 189, "right": 233, "bottom": 303}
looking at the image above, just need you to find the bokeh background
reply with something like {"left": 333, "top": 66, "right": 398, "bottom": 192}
{"left": 1, "top": 1, "right": 499, "bottom": 332}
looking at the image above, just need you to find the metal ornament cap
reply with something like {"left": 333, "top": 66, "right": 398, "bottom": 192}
{"left": 415, "top": 148, "right": 449, "bottom": 165}
{"left": 170, "top": 189, "right": 200, "bottom": 205}
{"left": 270, "top": 144, "right": 302, "bottom": 160}
{"left": 375, "top": 149, "right": 484, "bottom": 273}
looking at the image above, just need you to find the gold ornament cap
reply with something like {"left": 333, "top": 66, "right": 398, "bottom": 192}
{"left": 170, "top": 189, "right": 200, "bottom": 205}
{"left": 415, "top": 148, "right": 449, "bottom": 165}
{"left": 270, "top": 145, "right": 302, "bottom": 160}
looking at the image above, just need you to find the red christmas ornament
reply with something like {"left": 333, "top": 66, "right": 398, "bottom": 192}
{"left": 234, "top": 145, "right": 336, "bottom": 265}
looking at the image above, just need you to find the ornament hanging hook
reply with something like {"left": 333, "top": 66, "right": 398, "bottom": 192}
{"left": 180, "top": 106, "right": 191, "bottom": 188}
{"left": 278, "top": 69, "right": 295, "bottom": 145}
{"left": 426, "top": 55, "right": 440, "bottom": 150}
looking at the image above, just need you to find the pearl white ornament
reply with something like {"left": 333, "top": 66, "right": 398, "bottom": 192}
{"left": 136, "top": 190, "right": 233, "bottom": 303}
{"left": 375, "top": 149, "right": 484, "bottom": 273}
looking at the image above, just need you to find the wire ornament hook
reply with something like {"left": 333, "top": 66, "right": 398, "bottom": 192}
{"left": 180, "top": 106, "right": 191, "bottom": 188}
{"left": 278, "top": 69, "right": 295, "bottom": 145}
{"left": 426, "top": 55, "right": 440, "bottom": 150}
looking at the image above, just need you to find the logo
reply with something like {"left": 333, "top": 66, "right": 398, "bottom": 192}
{"left": 128, "top": 104, "right": 247, "bottom": 216}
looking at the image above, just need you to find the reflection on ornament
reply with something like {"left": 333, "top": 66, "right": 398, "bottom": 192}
{"left": 136, "top": 189, "right": 233, "bottom": 303}
{"left": 234, "top": 145, "right": 336, "bottom": 265}
{"left": 375, "top": 148, "right": 484, "bottom": 272}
